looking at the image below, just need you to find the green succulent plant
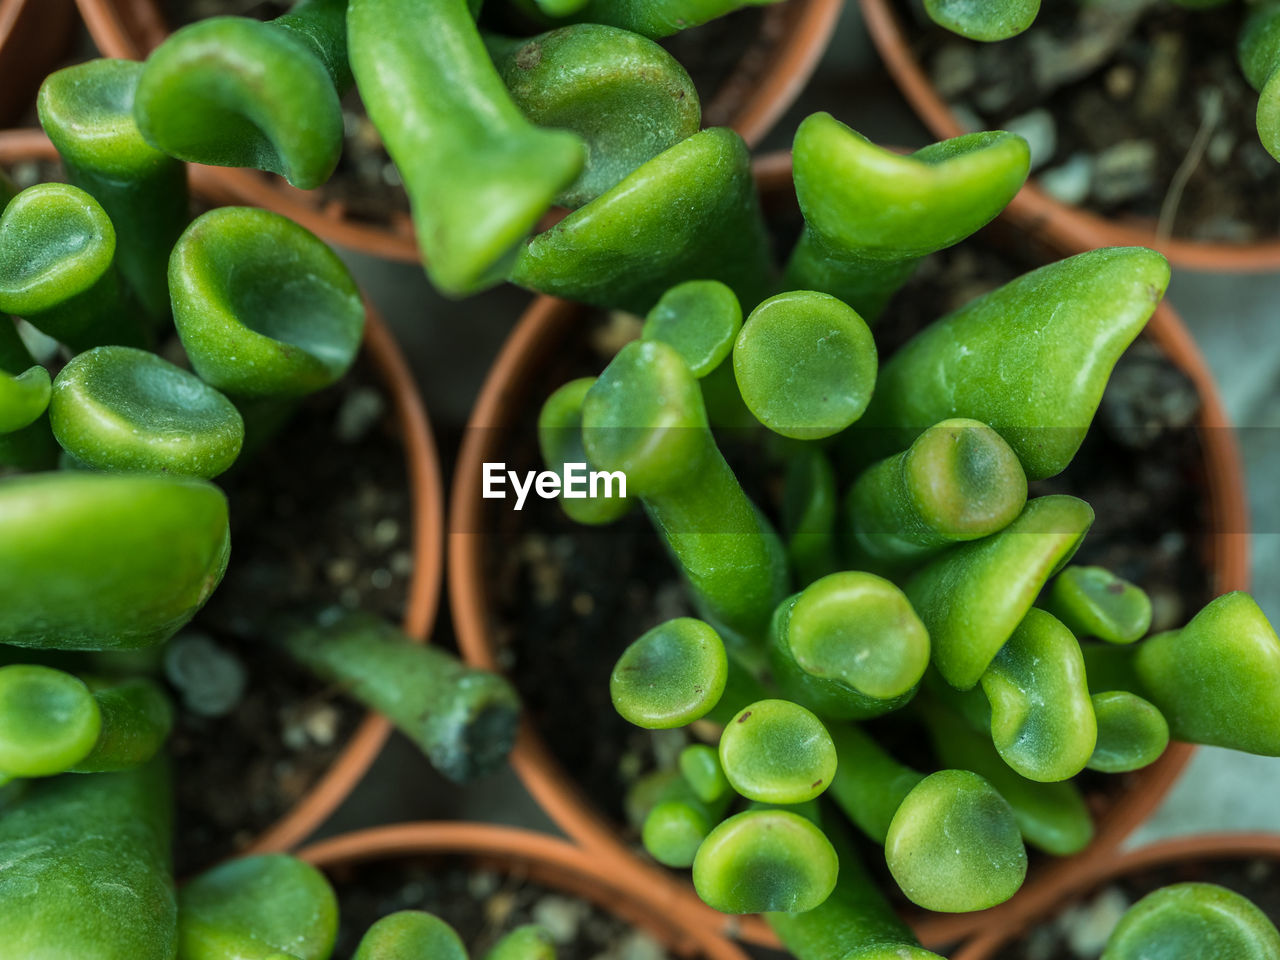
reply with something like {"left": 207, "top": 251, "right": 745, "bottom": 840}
{"left": 1103, "top": 882, "right": 1280, "bottom": 960}
{"left": 544, "top": 0, "right": 783, "bottom": 38}
{"left": 923, "top": 0, "right": 1041, "bottom": 41}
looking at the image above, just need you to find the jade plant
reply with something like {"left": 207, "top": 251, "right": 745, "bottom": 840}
{"left": 528, "top": 114, "right": 1280, "bottom": 928}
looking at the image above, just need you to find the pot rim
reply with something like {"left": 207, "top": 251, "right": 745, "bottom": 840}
{"left": 446, "top": 150, "right": 1250, "bottom": 949}
{"left": 951, "top": 833, "right": 1280, "bottom": 960}
{"left": 857, "top": 0, "right": 1280, "bottom": 272}
{"left": 73, "top": 0, "right": 842, "bottom": 262}
{"left": 0, "top": 127, "right": 447, "bottom": 868}
{"left": 295, "top": 821, "right": 750, "bottom": 960}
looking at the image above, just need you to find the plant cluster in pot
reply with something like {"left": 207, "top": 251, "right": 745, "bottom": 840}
{"left": 952, "top": 833, "right": 1280, "bottom": 960}
{"left": 860, "top": 0, "right": 1280, "bottom": 270}
{"left": 0, "top": 54, "right": 535, "bottom": 890}
{"left": 449, "top": 111, "right": 1257, "bottom": 952}
{"left": 74, "top": 0, "right": 842, "bottom": 263}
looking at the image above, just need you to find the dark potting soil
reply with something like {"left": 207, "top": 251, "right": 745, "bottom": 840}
{"left": 899, "top": 0, "right": 1280, "bottom": 243}
{"left": 993, "top": 856, "right": 1280, "bottom": 959}
{"left": 487, "top": 231, "right": 1213, "bottom": 850}
{"left": 160, "top": 0, "right": 775, "bottom": 230}
{"left": 329, "top": 856, "right": 671, "bottom": 960}
{"left": 169, "top": 358, "right": 414, "bottom": 876}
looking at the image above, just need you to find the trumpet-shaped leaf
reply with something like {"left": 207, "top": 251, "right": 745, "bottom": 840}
{"left": 50, "top": 346, "right": 243, "bottom": 478}
{"left": 1088, "top": 690, "right": 1169, "bottom": 774}
{"left": 0, "top": 761, "right": 175, "bottom": 959}
{"left": 885, "top": 769, "right": 1027, "bottom": 913}
{"left": 170, "top": 207, "right": 364, "bottom": 398}
{"left": 350, "top": 0, "right": 584, "bottom": 295}
{"left": 0, "top": 472, "right": 230, "bottom": 650}
{"left": 1103, "top": 883, "right": 1280, "bottom": 960}
{"left": 1044, "top": 565, "right": 1152, "bottom": 644}
{"left": 0, "top": 665, "right": 101, "bottom": 778}
{"left": 692, "top": 808, "right": 838, "bottom": 914}
{"left": 906, "top": 495, "right": 1094, "bottom": 690}
{"left": 981, "top": 608, "right": 1097, "bottom": 782}
{"left": 39, "top": 58, "right": 189, "bottom": 321}
{"left": 483, "top": 926, "right": 557, "bottom": 960}
{"left": 538, "top": 377, "right": 631, "bottom": 525}
{"left": 354, "top": 911, "right": 467, "bottom": 960}
{"left": 1241, "top": 2, "right": 1280, "bottom": 164}
{"left": 859, "top": 247, "right": 1169, "bottom": 479}
{"left": 0, "top": 364, "right": 50, "bottom": 434}
{"left": 491, "top": 24, "right": 699, "bottom": 209}
{"left": 787, "top": 114, "right": 1029, "bottom": 319}
{"left": 1136, "top": 592, "right": 1280, "bottom": 755}
{"left": 826, "top": 722, "right": 925, "bottom": 845}
{"left": 511, "top": 128, "right": 773, "bottom": 314}
{"left": 733, "top": 291, "right": 877, "bottom": 440}
{"left": 679, "top": 743, "right": 730, "bottom": 803}
{"left": 641, "top": 772, "right": 727, "bottom": 867}
{"left": 611, "top": 618, "right": 728, "bottom": 729}
{"left": 134, "top": 0, "right": 347, "bottom": 189}
{"left": 0, "top": 183, "right": 143, "bottom": 352}
{"left": 782, "top": 448, "right": 840, "bottom": 586}
{"left": 846, "top": 418, "right": 1027, "bottom": 569}
{"left": 923, "top": 0, "right": 1040, "bottom": 41}
{"left": 551, "top": 0, "right": 783, "bottom": 38}
{"left": 179, "top": 854, "right": 337, "bottom": 960}
{"left": 642, "top": 280, "right": 741, "bottom": 379}
{"left": 719, "top": 699, "right": 836, "bottom": 804}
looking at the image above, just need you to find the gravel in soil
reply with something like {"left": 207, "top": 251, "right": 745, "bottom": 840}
{"left": 488, "top": 231, "right": 1213, "bottom": 856}
{"left": 170, "top": 360, "right": 413, "bottom": 876}
{"left": 901, "top": 0, "right": 1280, "bottom": 243}
{"left": 995, "top": 857, "right": 1280, "bottom": 959}
{"left": 329, "top": 857, "right": 670, "bottom": 960}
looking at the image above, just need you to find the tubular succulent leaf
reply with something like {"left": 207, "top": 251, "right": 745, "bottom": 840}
{"left": 169, "top": 207, "right": 364, "bottom": 399}
{"left": 640, "top": 772, "right": 728, "bottom": 867}
{"left": 349, "top": 0, "right": 585, "bottom": 296}
{"left": 732, "top": 291, "right": 877, "bottom": 440}
{"left": 281, "top": 610, "right": 520, "bottom": 782}
{"left": 551, "top": 0, "right": 782, "bottom": 38}
{"left": 38, "top": 58, "right": 189, "bottom": 322}
{"left": 581, "top": 339, "right": 788, "bottom": 650}
{"left": 782, "top": 448, "right": 840, "bottom": 586}
{"left": 1044, "top": 565, "right": 1152, "bottom": 644}
{"left": 510, "top": 128, "right": 774, "bottom": 313}
{"left": 50, "top": 346, "right": 244, "bottom": 479}
{"left": 718, "top": 699, "right": 837, "bottom": 804}
{"left": 1088, "top": 690, "right": 1170, "bottom": 774}
{"left": 905, "top": 495, "right": 1094, "bottom": 690}
{"left": 179, "top": 854, "right": 338, "bottom": 960}
{"left": 923, "top": 0, "right": 1041, "bottom": 42}
{"left": 0, "top": 183, "right": 144, "bottom": 352}
{"left": 1241, "top": 1, "right": 1280, "bottom": 164}
{"left": 0, "top": 320, "right": 57, "bottom": 469}
{"left": 679, "top": 742, "right": 730, "bottom": 803}
{"left": 611, "top": 617, "right": 728, "bottom": 729}
{"left": 0, "top": 761, "right": 176, "bottom": 960}
{"left": 858, "top": 247, "right": 1170, "bottom": 479}
{"left": 490, "top": 24, "right": 699, "bottom": 209}
{"left": 0, "top": 472, "right": 230, "bottom": 650}
{"left": 0, "top": 362, "right": 50, "bottom": 434}
{"left": 826, "top": 722, "right": 925, "bottom": 845}
{"left": 641, "top": 279, "right": 742, "bottom": 379}
{"left": 134, "top": 0, "right": 349, "bottom": 189}
{"left": 1135, "top": 592, "right": 1280, "bottom": 755}
{"left": 786, "top": 114, "right": 1030, "bottom": 320}
{"left": 980, "top": 608, "right": 1097, "bottom": 782}
{"left": 0, "top": 665, "right": 101, "bottom": 778}
{"left": 884, "top": 769, "right": 1028, "bottom": 913}
{"left": 354, "top": 911, "right": 468, "bottom": 960}
{"left": 537, "top": 377, "right": 632, "bottom": 525}
{"left": 1103, "top": 883, "right": 1280, "bottom": 960}
{"left": 845, "top": 417, "right": 1028, "bottom": 570}
{"left": 691, "top": 807, "right": 838, "bottom": 914}
{"left": 483, "top": 926, "right": 558, "bottom": 960}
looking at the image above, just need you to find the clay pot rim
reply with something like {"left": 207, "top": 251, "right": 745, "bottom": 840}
{"left": 294, "top": 822, "right": 750, "bottom": 960}
{"left": 951, "top": 833, "right": 1280, "bottom": 960}
{"left": 858, "top": 0, "right": 1280, "bottom": 272}
{"left": 446, "top": 149, "right": 1251, "bottom": 950}
{"left": 73, "top": 0, "right": 841, "bottom": 262}
{"left": 0, "top": 127, "right": 447, "bottom": 866}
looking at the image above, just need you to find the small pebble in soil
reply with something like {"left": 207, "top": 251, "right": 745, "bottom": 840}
{"left": 1091, "top": 140, "right": 1158, "bottom": 204}
{"left": 533, "top": 896, "right": 590, "bottom": 943}
{"left": 1039, "top": 153, "right": 1095, "bottom": 205}
{"left": 164, "top": 632, "right": 247, "bottom": 718}
{"left": 1004, "top": 109, "right": 1057, "bottom": 171}
{"left": 933, "top": 42, "right": 978, "bottom": 98}
{"left": 334, "top": 387, "right": 386, "bottom": 443}
{"left": 1058, "top": 887, "right": 1131, "bottom": 958}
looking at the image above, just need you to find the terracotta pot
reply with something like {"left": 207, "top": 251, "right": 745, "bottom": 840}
{"left": 0, "top": 0, "right": 76, "bottom": 126}
{"left": 951, "top": 833, "right": 1280, "bottom": 960}
{"left": 447, "top": 152, "right": 1251, "bottom": 949}
{"left": 0, "top": 128, "right": 447, "bottom": 863}
{"left": 296, "top": 822, "right": 750, "bottom": 960}
{"left": 858, "top": 0, "right": 1280, "bottom": 272}
{"left": 75, "top": 0, "right": 842, "bottom": 262}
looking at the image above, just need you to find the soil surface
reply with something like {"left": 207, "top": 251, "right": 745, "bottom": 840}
{"left": 899, "top": 0, "right": 1280, "bottom": 243}
{"left": 994, "top": 856, "right": 1280, "bottom": 959}
{"left": 161, "top": 0, "right": 774, "bottom": 230}
{"left": 487, "top": 230, "right": 1213, "bottom": 854}
{"left": 329, "top": 856, "right": 671, "bottom": 960}
{"left": 171, "top": 359, "right": 413, "bottom": 876}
